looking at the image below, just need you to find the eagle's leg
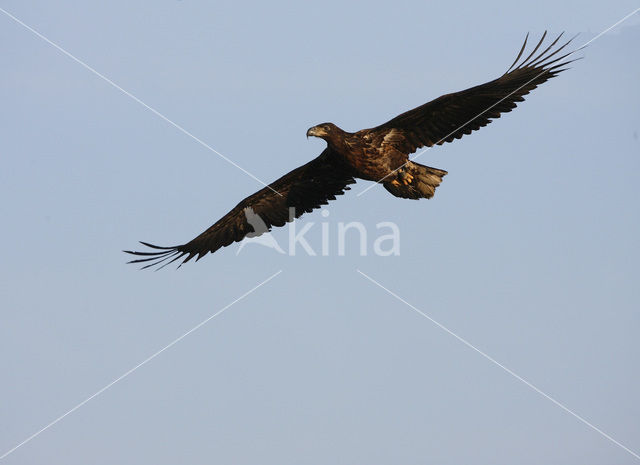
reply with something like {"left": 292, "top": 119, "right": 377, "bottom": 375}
{"left": 399, "top": 170, "right": 414, "bottom": 185}
{"left": 390, "top": 167, "right": 413, "bottom": 186}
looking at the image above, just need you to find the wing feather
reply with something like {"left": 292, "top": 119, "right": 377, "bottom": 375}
{"left": 124, "top": 148, "right": 355, "bottom": 269}
{"left": 366, "top": 32, "right": 580, "bottom": 154}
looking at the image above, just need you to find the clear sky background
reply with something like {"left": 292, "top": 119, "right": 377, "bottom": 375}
{"left": 1, "top": 1, "right": 639, "bottom": 464}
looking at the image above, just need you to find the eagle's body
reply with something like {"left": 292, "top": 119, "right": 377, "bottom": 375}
{"left": 315, "top": 125, "right": 448, "bottom": 199}
{"left": 126, "top": 32, "right": 578, "bottom": 269}
{"left": 321, "top": 126, "right": 410, "bottom": 181}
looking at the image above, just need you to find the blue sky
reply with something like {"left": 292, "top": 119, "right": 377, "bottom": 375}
{"left": 1, "top": 1, "right": 639, "bottom": 464}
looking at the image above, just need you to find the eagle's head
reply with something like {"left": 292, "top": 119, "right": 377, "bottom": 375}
{"left": 306, "top": 122, "right": 339, "bottom": 140}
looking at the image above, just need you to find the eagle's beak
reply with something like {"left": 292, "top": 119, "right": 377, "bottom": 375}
{"left": 306, "top": 126, "right": 324, "bottom": 139}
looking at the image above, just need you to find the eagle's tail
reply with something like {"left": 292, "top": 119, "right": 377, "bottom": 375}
{"left": 383, "top": 161, "right": 447, "bottom": 200}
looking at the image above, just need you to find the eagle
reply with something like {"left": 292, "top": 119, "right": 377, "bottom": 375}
{"left": 126, "top": 32, "right": 578, "bottom": 269}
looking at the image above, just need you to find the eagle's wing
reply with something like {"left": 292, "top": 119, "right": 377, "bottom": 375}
{"left": 366, "top": 32, "right": 580, "bottom": 153}
{"left": 125, "top": 148, "right": 355, "bottom": 269}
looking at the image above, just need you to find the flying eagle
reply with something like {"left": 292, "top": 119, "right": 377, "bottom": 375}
{"left": 126, "top": 32, "right": 578, "bottom": 269}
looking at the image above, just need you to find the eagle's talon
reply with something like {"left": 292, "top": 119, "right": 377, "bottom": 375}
{"left": 402, "top": 173, "right": 414, "bottom": 185}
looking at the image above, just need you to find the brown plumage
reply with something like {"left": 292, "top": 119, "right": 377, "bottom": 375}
{"left": 125, "top": 32, "right": 579, "bottom": 269}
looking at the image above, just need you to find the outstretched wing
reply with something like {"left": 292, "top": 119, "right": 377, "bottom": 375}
{"left": 125, "top": 148, "right": 355, "bottom": 269}
{"left": 366, "top": 32, "right": 580, "bottom": 153}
